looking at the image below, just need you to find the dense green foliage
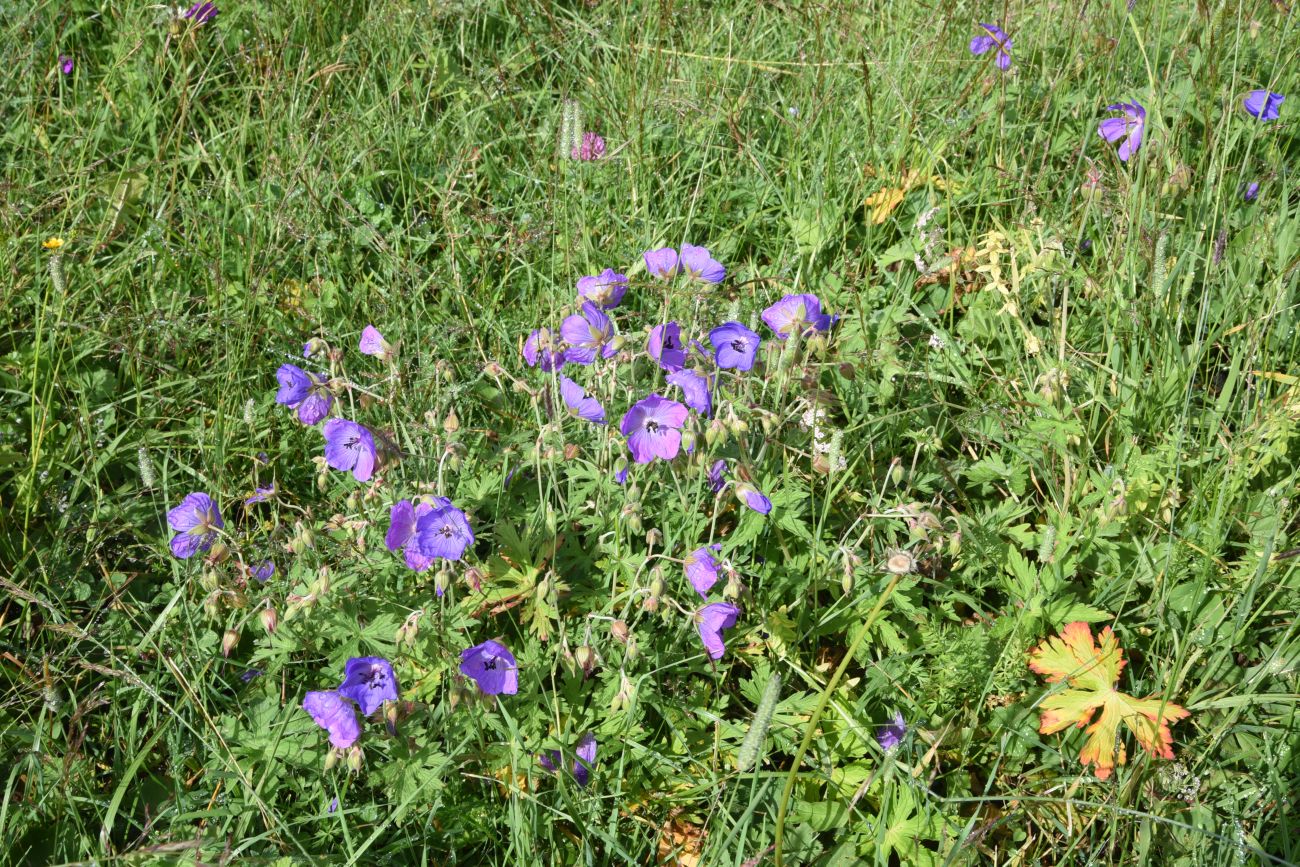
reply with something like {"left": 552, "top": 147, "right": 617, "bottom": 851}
{"left": 2, "top": 0, "right": 1298, "bottom": 864}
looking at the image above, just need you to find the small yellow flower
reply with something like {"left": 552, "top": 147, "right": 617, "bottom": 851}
{"left": 42, "top": 236, "right": 65, "bottom": 250}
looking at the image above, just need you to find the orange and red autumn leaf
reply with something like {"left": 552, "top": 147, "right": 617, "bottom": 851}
{"left": 1028, "top": 621, "right": 1189, "bottom": 780}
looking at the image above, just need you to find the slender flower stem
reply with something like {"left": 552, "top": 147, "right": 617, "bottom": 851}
{"left": 773, "top": 572, "right": 903, "bottom": 867}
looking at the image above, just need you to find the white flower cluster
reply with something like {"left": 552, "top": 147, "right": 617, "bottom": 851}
{"left": 799, "top": 404, "right": 847, "bottom": 471}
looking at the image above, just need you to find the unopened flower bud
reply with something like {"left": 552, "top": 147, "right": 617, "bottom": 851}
{"left": 464, "top": 567, "right": 484, "bottom": 592}
{"left": 680, "top": 429, "right": 696, "bottom": 454}
{"left": 202, "top": 591, "right": 223, "bottom": 620}
{"left": 484, "top": 360, "right": 506, "bottom": 378}
{"left": 226, "top": 589, "right": 248, "bottom": 609}
{"left": 563, "top": 442, "right": 580, "bottom": 461}
{"left": 611, "top": 620, "right": 629, "bottom": 644}
{"left": 435, "top": 567, "right": 450, "bottom": 598}
{"left": 889, "top": 459, "right": 905, "bottom": 487}
{"left": 705, "top": 417, "right": 727, "bottom": 447}
{"left": 200, "top": 568, "right": 221, "bottom": 592}
{"left": 648, "top": 569, "right": 666, "bottom": 599}
{"left": 346, "top": 745, "right": 363, "bottom": 773}
{"left": 536, "top": 576, "right": 551, "bottom": 602}
{"left": 841, "top": 569, "right": 854, "bottom": 596}
{"left": 206, "top": 542, "right": 230, "bottom": 565}
{"left": 724, "top": 572, "right": 745, "bottom": 600}
{"left": 324, "top": 747, "right": 341, "bottom": 771}
{"left": 443, "top": 409, "right": 460, "bottom": 433}
{"left": 645, "top": 528, "right": 662, "bottom": 548}
{"left": 315, "top": 566, "right": 331, "bottom": 596}
{"left": 385, "top": 702, "right": 398, "bottom": 737}
{"left": 260, "top": 606, "right": 279, "bottom": 634}
{"left": 611, "top": 671, "right": 634, "bottom": 713}
{"left": 625, "top": 635, "right": 639, "bottom": 660}
{"left": 574, "top": 644, "right": 597, "bottom": 679}
{"left": 728, "top": 417, "right": 749, "bottom": 436}
{"left": 221, "top": 629, "right": 240, "bottom": 658}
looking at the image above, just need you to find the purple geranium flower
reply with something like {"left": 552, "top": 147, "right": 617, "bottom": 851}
{"left": 337, "top": 656, "right": 400, "bottom": 717}
{"left": 734, "top": 482, "right": 772, "bottom": 515}
{"left": 560, "top": 376, "right": 606, "bottom": 424}
{"left": 244, "top": 484, "right": 275, "bottom": 505}
{"left": 679, "top": 244, "right": 726, "bottom": 283}
{"left": 762, "top": 294, "right": 834, "bottom": 339}
{"left": 613, "top": 463, "right": 630, "bottom": 485}
{"left": 696, "top": 602, "right": 741, "bottom": 660}
{"left": 643, "top": 247, "right": 680, "bottom": 279}
{"left": 460, "top": 639, "right": 518, "bottom": 695}
{"left": 1243, "top": 90, "right": 1285, "bottom": 122}
{"left": 59, "top": 55, "right": 74, "bottom": 75}
{"left": 708, "top": 459, "right": 727, "bottom": 493}
{"left": 708, "top": 322, "right": 761, "bottom": 372}
{"left": 621, "top": 394, "right": 689, "bottom": 463}
{"left": 166, "top": 492, "right": 223, "bottom": 559}
{"left": 184, "top": 1, "right": 218, "bottom": 23}
{"left": 386, "top": 498, "right": 434, "bottom": 571}
{"left": 1098, "top": 101, "right": 1146, "bottom": 162}
{"left": 303, "top": 690, "right": 360, "bottom": 749}
{"left": 275, "top": 363, "right": 333, "bottom": 425}
{"left": 251, "top": 559, "right": 275, "bottom": 582}
{"left": 523, "top": 328, "right": 566, "bottom": 372}
{"left": 1243, "top": 182, "right": 1259, "bottom": 202}
{"left": 359, "top": 325, "right": 394, "bottom": 361}
{"left": 969, "top": 23, "right": 1012, "bottom": 71}
{"left": 413, "top": 498, "right": 475, "bottom": 562}
{"left": 666, "top": 369, "right": 712, "bottom": 416}
{"left": 560, "top": 302, "right": 617, "bottom": 365}
{"left": 571, "top": 132, "right": 606, "bottom": 161}
{"left": 540, "top": 732, "right": 598, "bottom": 786}
{"left": 877, "top": 712, "right": 908, "bottom": 750}
{"left": 648, "top": 322, "right": 687, "bottom": 372}
{"left": 576, "top": 268, "right": 629, "bottom": 309}
{"left": 322, "top": 419, "right": 377, "bottom": 482}
{"left": 685, "top": 544, "right": 723, "bottom": 598}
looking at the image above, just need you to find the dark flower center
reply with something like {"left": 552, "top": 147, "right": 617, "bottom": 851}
{"left": 664, "top": 335, "right": 678, "bottom": 349}
{"left": 439, "top": 525, "right": 455, "bottom": 538}
{"left": 645, "top": 420, "right": 660, "bottom": 433}
{"left": 731, "top": 339, "right": 746, "bottom": 352}
{"left": 345, "top": 436, "right": 360, "bottom": 449}
{"left": 483, "top": 658, "right": 497, "bottom": 671}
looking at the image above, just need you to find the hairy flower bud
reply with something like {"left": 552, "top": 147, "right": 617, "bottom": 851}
{"left": 443, "top": 409, "right": 460, "bottom": 433}
{"left": 574, "top": 644, "right": 597, "bottom": 679}
{"left": 260, "top": 606, "right": 279, "bottom": 635}
{"left": 645, "top": 528, "right": 662, "bottom": 548}
{"left": 314, "top": 566, "right": 331, "bottom": 596}
{"left": 346, "top": 745, "right": 363, "bottom": 773}
{"left": 610, "top": 620, "right": 630, "bottom": 644}
{"left": 221, "top": 629, "right": 240, "bottom": 658}
{"left": 324, "top": 747, "right": 341, "bottom": 771}
{"left": 202, "top": 590, "right": 223, "bottom": 621}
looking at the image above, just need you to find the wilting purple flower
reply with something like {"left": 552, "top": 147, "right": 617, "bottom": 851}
{"left": 762, "top": 294, "right": 835, "bottom": 339}
{"left": 414, "top": 498, "right": 475, "bottom": 561}
{"left": 696, "top": 602, "right": 741, "bottom": 660}
{"left": 685, "top": 544, "right": 723, "bottom": 598}
{"left": 540, "top": 732, "right": 598, "bottom": 785}
{"left": 386, "top": 499, "right": 432, "bottom": 571}
{"left": 679, "top": 244, "right": 726, "bottom": 283}
{"left": 328, "top": 796, "right": 339, "bottom": 814}
{"left": 708, "top": 322, "right": 761, "bottom": 371}
{"left": 460, "top": 639, "right": 518, "bottom": 695}
{"left": 1098, "top": 101, "right": 1146, "bottom": 162}
{"left": 666, "top": 369, "right": 712, "bottom": 416}
{"left": 251, "top": 560, "right": 275, "bottom": 582}
{"left": 560, "top": 302, "right": 616, "bottom": 365}
{"left": 1243, "top": 182, "right": 1260, "bottom": 202}
{"left": 59, "top": 55, "right": 74, "bottom": 75}
{"left": 167, "top": 492, "right": 223, "bottom": 559}
{"left": 1243, "top": 90, "right": 1285, "bottom": 122}
{"left": 708, "top": 459, "right": 727, "bottom": 493}
{"left": 523, "top": 327, "right": 566, "bottom": 372}
{"left": 621, "top": 394, "right": 688, "bottom": 463}
{"left": 240, "top": 668, "right": 263, "bottom": 683}
{"left": 560, "top": 377, "right": 606, "bottom": 424}
{"left": 571, "top": 132, "right": 606, "bottom": 161}
{"left": 337, "top": 657, "right": 400, "bottom": 717}
{"left": 648, "top": 322, "right": 687, "bottom": 372}
{"left": 322, "top": 419, "right": 376, "bottom": 482}
{"left": 734, "top": 482, "right": 772, "bottom": 515}
{"left": 303, "top": 690, "right": 360, "bottom": 749}
{"left": 359, "top": 325, "right": 394, "bottom": 361}
{"left": 275, "top": 363, "right": 333, "bottom": 425}
{"left": 184, "top": 1, "right": 218, "bottom": 23}
{"left": 576, "top": 268, "right": 629, "bottom": 309}
{"left": 244, "top": 484, "right": 275, "bottom": 505}
{"left": 643, "top": 247, "right": 680, "bottom": 279}
{"left": 877, "top": 712, "right": 908, "bottom": 750}
{"left": 969, "top": 23, "right": 1012, "bottom": 71}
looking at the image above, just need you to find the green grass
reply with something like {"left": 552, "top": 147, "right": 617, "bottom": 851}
{"left": 2, "top": 0, "right": 1298, "bottom": 863}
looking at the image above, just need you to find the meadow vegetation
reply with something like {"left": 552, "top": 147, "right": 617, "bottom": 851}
{"left": 1, "top": 0, "right": 1298, "bottom": 863}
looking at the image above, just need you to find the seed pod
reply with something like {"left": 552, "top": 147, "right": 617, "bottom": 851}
{"left": 736, "top": 673, "right": 782, "bottom": 772}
